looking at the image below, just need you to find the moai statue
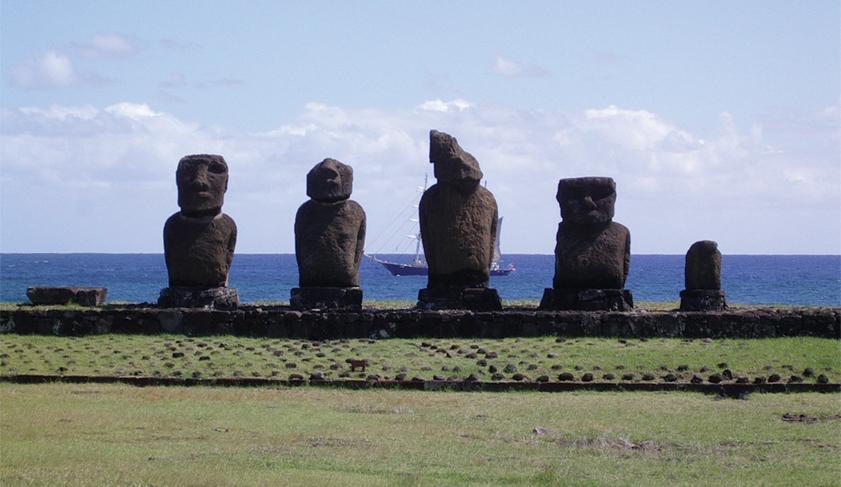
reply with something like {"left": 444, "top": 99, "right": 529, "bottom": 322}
{"left": 679, "top": 240, "right": 727, "bottom": 311}
{"left": 158, "top": 154, "right": 238, "bottom": 309}
{"left": 291, "top": 158, "right": 366, "bottom": 310}
{"left": 539, "top": 177, "right": 633, "bottom": 310}
{"left": 417, "top": 130, "right": 502, "bottom": 311}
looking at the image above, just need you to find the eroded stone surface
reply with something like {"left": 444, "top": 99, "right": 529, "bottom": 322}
{"left": 685, "top": 240, "right": 721, "bottom": 290}
{"left": 162, "top": 154, "right": 237, "bottom": 308}
{"left": 542, "top": 177, "right": 632, "bottom": 310}
{"left": 26, "top": 287, "right": 107, "bottom": 306}
{"left": 419, "top": 130, "right": 499, "bottom": 304}
{"left": 680, "top": 240, "right": 726, "bottom": 311}
{"left": 295, "top": 158, "right": 366, "bottom": 290}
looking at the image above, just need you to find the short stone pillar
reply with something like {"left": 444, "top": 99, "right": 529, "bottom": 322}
{"left": 539, "top": 177, "right": 633, "bottom": 311}
{"left": 417, "top": 130, "right": 502, "bottom": 311}
{"left": 680, "top": 240, "right": 726, "bottom": 311}
{"left": 158, "top": 154, "right": 239, "bottom": 309}
{"left": 292, "top": 158, "right": 366, "bottom": 310}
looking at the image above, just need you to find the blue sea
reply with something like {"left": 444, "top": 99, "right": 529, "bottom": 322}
{"left": 1, "top": 254, "right": 839, "bottom": 306}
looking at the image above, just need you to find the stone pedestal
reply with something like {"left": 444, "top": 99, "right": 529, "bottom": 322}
{"left": 290, "top": 287, "right": 362, "bottom": 310}
{"left": 27, "top": 286, "right": 107, "bottom": 306}
{"left": 539, "top": 288, "right": 633, "bottom": 311}
{"left": 680, "top": 289, "right": 727, "bottom": 311}
{"left": 158, "top": 286, "right": 239, "bottom": 310}
{"left": 417, "top": 287, "right": 502, "bottom": 311}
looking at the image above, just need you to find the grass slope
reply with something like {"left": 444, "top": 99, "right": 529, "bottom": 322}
{"left": 1, "top": 384, "right": 840, "bottom": 486}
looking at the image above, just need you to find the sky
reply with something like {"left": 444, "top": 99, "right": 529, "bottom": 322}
{"left": 1, "top": 0, "right": 839, "bottom": 254}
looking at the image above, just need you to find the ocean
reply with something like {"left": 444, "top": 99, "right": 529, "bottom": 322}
{"left": 1, "top": 254, "right": 839, "bottom": 306}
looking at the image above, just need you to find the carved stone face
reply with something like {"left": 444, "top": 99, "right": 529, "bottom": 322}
{"left": 556, "top": 177, "right": 616, "bottom": 225}
{"left": 177, "top": 154, "right": 228, "bottom": 214}
{"left": 429, "top": 129, "right": 482, "bottom": 192}
{"left": 307, "top": 158, "right": 353, "bottom": 202}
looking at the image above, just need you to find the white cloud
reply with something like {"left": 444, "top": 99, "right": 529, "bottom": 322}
{"left": 416, "top": 99, "right": 473, "bottom": 113}
{"left": 10, "top": 51, "right": 76, "bottom": 88}
{"left": 72, "top": 33, "right": 139, "bottom": 58}
{"left": 493, "top": 55, "right": 550, "bottom": 78}
{"left": 1, "top": 100, "right": 838, "bottom": 253}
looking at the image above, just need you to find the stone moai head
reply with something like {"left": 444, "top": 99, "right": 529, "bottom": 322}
{"left": 685, "top": 240, "right": 721, "bottom": 290}
{"left": 307, "top": 158, "right": 353, "bottom": 202}
{"left": 429, "top": 129, "right": 483, "bottom": 193}
{"left": 557, "top": 177, "right": 616, "bottom": 225}
{"left": 177, "top": 154, "right": 228, "bottom": 215}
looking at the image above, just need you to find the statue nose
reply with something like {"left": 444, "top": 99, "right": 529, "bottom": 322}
{"left": 191, "top": 166, "right": 211, "bottom": 189}
{"left": 583, "top": 196, "right": 597, "bottom": 209}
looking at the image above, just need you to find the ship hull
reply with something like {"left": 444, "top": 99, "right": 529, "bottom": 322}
{"left": 375, "top": 259, "right": 515, "bottom": 277}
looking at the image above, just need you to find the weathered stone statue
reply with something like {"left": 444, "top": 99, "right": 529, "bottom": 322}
{"left": 539, "top": 177, "right": 633, "bottom": 310}
{"left": 417, "top": 130, "right": 502, "bottom": 310}
{"left": 680, "top": 240, "right": 727, "bottom": 311}
{"left": 291, "top": 158, "right": 366, "bottom": 310}
{"left": 158, "top": 154, "right": 238, "bottom": 309}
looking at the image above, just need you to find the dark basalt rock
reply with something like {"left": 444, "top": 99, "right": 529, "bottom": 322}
{"left": 295, "top": 159, "right": 366, "bottom": 291}
{"left": 290, "top": 287, "right": 362, "bottom": 311}
{"left": 27, "top": 286, "right": 107, "bottom": 306}
{"left": 540, "top": 177, "right": 632, "bottom": 310}
{"left": 418, "top": 130, "right": 501, "bottom": 311}
{"left": 680, "top": 240, "right": 726, "bottom": 311}
{"left": 161, "top": 154, "right": 237, "bottom": 309}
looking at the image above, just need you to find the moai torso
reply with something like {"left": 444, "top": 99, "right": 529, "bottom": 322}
{"left": 419, "top": 130, "right": 498, "bottom": 289}
{"left": 294, "top": 158, "right": 366, "bottom": 288}
{"left": 163, "top": 154, "right": 236, "bottom": 289}
{"left": 685, "top": 240, "right": 721, "bottom": 290}
{"left": 164, "top": 213, "right": 236, "bottom": 288}
{"left": 552, "top": 177, "right": 630, "bottom": 290}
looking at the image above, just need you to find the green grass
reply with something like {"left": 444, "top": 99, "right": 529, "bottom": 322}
{"left": 2, "top": 335, "right": 838, "bottom": 383}
{"left": 1, "top": 384, "right": 839, "bottom": 485}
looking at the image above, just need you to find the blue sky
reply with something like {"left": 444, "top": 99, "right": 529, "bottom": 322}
{"left": 1, "top": 1, "right": 839, "bottom": 254}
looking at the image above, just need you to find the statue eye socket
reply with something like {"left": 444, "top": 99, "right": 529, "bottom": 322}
{"left": 208, "top": 162, "right": 226, "bottom": 174}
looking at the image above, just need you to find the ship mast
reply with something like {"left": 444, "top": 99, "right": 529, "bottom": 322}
{"left": 413, "top": 174, "right": 428, "bottom": 265}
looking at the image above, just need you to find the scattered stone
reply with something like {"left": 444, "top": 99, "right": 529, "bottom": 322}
{"left": 558, "top": 372, "right": 575, "bottom": 381}
{"left": 662, "top": 374, "right": 678, "bottom": 382}
{"left": 690, "top": 375, "right": 703, "bottom": 384}
{"left": 707, "top": 374, "right": 722, "bottom": 384}
{"left": 172, "top": 352, "right": 184, "bottom": 358}
{"left": 677, "top": 365, "right": 689, "bottom": 371}
{"left": 527, "top": 364, "right": 538, "bottom": 371}
{"left": 621, "top": 373, "right": 635, "bottom": 381}
{"left": 512, "top": 373, "right": 526, "bottom": 381}
{"left": 285, "top": 363, "right": 297, "bottom": 369}
{"left": 768, "top": 373, "right": 781, "bottom": 383}
{"left": 27, "top": 286, "right": 107, "bottom": 307}
{"left": 803, "top": 368, "right": 815, "bottom": 377}
{"left": 641, "top": 373, "right": 655, "bottom": 381}
{"left": 395, "top": 373, "right": 407, "bottom": 381}
{"left": 491, "top": 373, "right": 504, "bottom": 381}
{"left": 753, "top": 376, "right": 766, "bottom": 384}
{"left": 817, "top": 374, "right": 830, "bottom": 384}
{"left": 787, "top": 375, "right": 803, "bottom": 383}
{"left": 782, "top": 413, "right": 817, "bottom": 423}
{"left": 199, "top": 355, "right": 210, "bottom": 361}
{"left": 602, "top": 373, "right": 616, "bottom": 381}
{"left": 289, "top": 373, "right": 305, "bottom": 381}
{"left": 536, "top": 375, "right": 549, "bottom": 383}
{"left": 503, "top": 364, "right": 517, "bottom": 373}
{"left": 581, "top": 373, "right": 594, "bottom": 382}
{"left": 721, "top": 369, "right": 733, "bottom": 380}
{"left": 310, "top": 372, "right": 325, "bottom": 381}
{"left": 432, "top": 375, "right": 445, "bottom": 381}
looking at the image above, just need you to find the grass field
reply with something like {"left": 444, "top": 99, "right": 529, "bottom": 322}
{"left": 1, "top": 335, "right": 838, "bottom": 385}
{"left": 1, "top": 384, "right": 839, "bottom": 486}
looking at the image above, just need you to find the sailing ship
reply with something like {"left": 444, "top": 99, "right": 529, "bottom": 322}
{"left": 366, "top": 177, "right": 516, "bottom": 277}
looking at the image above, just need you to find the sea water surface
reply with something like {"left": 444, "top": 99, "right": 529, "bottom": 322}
{"left": 1, "top": 254, "right": 839, "bottom": 306}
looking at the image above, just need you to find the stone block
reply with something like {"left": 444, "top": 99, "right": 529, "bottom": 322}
{"left": 157, "top": 286, "right": 239, "bottom": 310}
{"left": 26, "top": 286, "right": 107, "bottom": 306}
{"left": 290, "top": 287, "right": 363, "bottom": 310}
{"left": 539, "top": 288, "right": 633, "bottom": 311}
{"left": 417, "top": 287, "right": 502, "bottom": 311}
{"left": 680, "top": 289, "right": 727, "bottom": 311}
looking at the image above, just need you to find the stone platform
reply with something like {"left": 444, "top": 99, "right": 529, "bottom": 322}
{"left": 1, "top": 305, "right": 838, "bottom": 339}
